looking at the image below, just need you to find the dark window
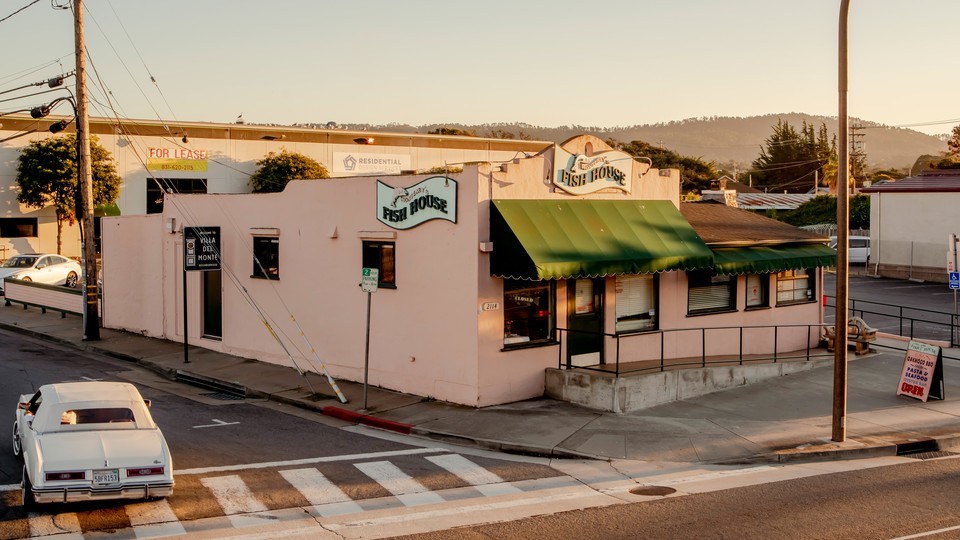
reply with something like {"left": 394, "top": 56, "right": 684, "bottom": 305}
{"left": 252, "top": 237, "right": 280, "bottom": 279}
{"left": 146, "top": 178, "right": 207, "bottom": 214}
{"left": 362, "top": 241, "right": 396, "bottom": 287}
{"left": 0, "top": 218, "right": 38, "bottom": 237}
{"left": 776, "top": 268, "right": 816, "bottom": 305}
{"left": 503, "top": 279, "right": 555, "bottom": 345}
{"left": 745, "top": 273, "right": 769, "bottom": 309}
{"left": 687, "top": 270, "right": 737, "bottom": 315}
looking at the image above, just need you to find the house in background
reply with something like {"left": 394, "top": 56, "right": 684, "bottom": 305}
{"left": 860, "top": 169, "right": 960, "bottom": 282}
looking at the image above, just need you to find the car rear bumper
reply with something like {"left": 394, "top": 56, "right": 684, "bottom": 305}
{"left": 32, "top": 481, "right": 174, "bottom": 504}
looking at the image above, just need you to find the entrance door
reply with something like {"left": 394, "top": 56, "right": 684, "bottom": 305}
{"left": 567, "top": 278, "right": 603, "bottom": 367}
{"left": 202, "top": 270, "right": 222, "bottom": 339}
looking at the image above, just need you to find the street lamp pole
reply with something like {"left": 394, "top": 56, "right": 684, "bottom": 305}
{"left": 74, "top": 0, "right": 99, "bottom": 341}
{"left": 833, "top": 0, "right": 851, "bottom": 442}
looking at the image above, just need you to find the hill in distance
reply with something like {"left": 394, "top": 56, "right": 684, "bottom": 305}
{"left": 310, "top": 113, "right": 947, "bottom": 172}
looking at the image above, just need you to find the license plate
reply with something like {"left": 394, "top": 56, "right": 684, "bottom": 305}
{"left": 93, "top": 469, "right": 119, "bottom": 485}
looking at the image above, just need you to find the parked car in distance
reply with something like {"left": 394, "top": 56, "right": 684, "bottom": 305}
{"left": 829, "top": 236, "right": 870, "bottom": 264}
{"left": 0, "top": 253, "right": 82, "bottom": 294}
{"left": 13, "top": 381, "right": 174, "bottom": 508}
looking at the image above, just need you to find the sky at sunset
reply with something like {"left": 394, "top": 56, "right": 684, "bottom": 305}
{"left": 3, "top": 0, "right": 958, "bottom": 135}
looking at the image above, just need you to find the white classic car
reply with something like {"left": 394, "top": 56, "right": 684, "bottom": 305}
{"left": 12, "top": 381, "right": 174, "bottom": 508}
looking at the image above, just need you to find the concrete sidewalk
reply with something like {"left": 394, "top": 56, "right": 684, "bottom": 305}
{"left": 3, "top": 301, "right": 960, "bottom": 465}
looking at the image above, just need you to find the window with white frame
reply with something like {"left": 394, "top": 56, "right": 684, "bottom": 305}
{"left": 776, "top": 268, "right": 815, "bottom": 305}
{"left": 616, "top": 274, "right": 657, "bottom": 332}
{"left": 687, "top": 270, "right": 737, "bottom": 315}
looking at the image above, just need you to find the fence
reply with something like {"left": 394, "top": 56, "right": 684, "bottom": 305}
{"left": 556, "top": 323, "right": 832, "bottom": 376}
{"left": 824, "top": 295, "right": 960, "bottom": 347}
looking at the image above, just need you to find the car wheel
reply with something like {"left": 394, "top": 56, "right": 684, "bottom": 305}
{"left": 20, "top": 277, "right": 31, "bottom": 282}
{"left": 12, "top": 422, "right": 21, "bottom": 459}
{"left": 21, "top": 466, "right": 36, "bottom": 511}
{"left": 65, "top": 271, "right": 79, "bottom": 288}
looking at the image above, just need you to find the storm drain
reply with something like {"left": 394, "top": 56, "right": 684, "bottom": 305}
{"left": 200, "top": 391, "right": 245, "bottom": 401}
{"left": 629, "top": 486, "right": 677, "bottom": 497}
{"left": 902, "top": 450, "right": 958, "bottom": 460}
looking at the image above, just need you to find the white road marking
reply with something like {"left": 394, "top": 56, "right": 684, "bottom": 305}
{"left": 127, "top": 499, "right": 187, "bottom": 539}
{"left": 426, "top": 453, "right": 521, "bottom": 496}
{"left": 201, "top": 475, "right": 270, "bottom": 529}
{"left": 279, "top": 468, "right": 363, "bottom": 516}
{"left": 193, "top": 418, "right": 241, "bottom": 428}
{"left": 29, "top": 512, "right": 83, "bottom": 538}
{"left": 355, "top": 460, "right": 445, "bottom": 507}
{"left": 176, "top": 447, "right": 445, "bottom": 476}
{"left": 892, "top": 524, "right": 960, "bottom": 539}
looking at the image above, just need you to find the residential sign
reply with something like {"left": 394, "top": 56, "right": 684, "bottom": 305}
{"left": 377, "top": 176, "right": 457, "bottom": 230}
{"left": 147, "top": 147, "right": 209, "bottom": 172}
{"left": 333, "top": 152, "right": 412, "bottom": 175}
{"left": 554, "top": 149, "right": 635, "bottom": 195}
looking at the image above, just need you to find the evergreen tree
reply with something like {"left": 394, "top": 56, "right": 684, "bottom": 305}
{"left": 751, "top": 119, "right": 836, "bottom": 193}
{"left": 613, "top": 140, "right": 717, "bottom": 193}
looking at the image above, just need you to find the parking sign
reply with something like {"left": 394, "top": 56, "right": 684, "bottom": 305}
{"left": 949, "top": 271, "right": 960, "bottom": 290}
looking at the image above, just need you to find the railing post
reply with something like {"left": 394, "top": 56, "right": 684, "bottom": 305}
{"left": 615, "top": 334, "right": 621, "bottom": 376}
{"left": 774, "top": 326, "right": 779, "bottom": 363}
{"left": 701, "top": 328, "right": 706, "bottom": 367}
{"left": 739, "top": 326, "right": 744, "bottom": 365}
{"left": 806, "top": 324, "right": 812, "bottom": 360}
{"left": 660, "top": 331, "right": 665, "bottom": 372}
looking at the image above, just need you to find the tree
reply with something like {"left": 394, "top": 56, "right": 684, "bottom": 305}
{"left": 780, "top": 194, "right": 870, "bottom": 229}
{"left": 249, "top": 149, "right": 329, "bottom": 193}
{"left": 16, "top": 135, "right": 121, "bottom": 254}
{"left": 612, "top": 140, "right": 717, "bottom": 193}
{"left": 948, "top": 125, "right": 960, "bottom": 155}
{"left": 751, "top": 119, "right": 836, "bottom": 193}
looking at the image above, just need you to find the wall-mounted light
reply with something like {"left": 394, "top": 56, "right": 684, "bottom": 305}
{"left": 181, "top": 134, "right": 189, "bottom": 143}
{"left": 353, "top": 137, "right": 375, "bottom": 145}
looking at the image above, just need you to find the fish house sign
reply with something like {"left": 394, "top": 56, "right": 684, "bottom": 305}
{"left": 377, "top": 176, "right": 458, "bottom": 230}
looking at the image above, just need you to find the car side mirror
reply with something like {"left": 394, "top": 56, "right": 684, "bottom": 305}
{"left": 143, "top": 399, "right": 152, "bottom": 408}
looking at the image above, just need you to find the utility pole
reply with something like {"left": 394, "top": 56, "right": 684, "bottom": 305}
{"left": 834, "top": 0, "right": 851, "bottom": 443}
{"left": 75, "top": 0, "right": 100, "bottom": 340}
{"left": 849, "top": 124, "right": 866, "bottom": 193}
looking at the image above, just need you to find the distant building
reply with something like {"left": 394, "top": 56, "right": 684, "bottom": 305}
{"left": 860, "top": 169, "right": 960, "bottom": 282}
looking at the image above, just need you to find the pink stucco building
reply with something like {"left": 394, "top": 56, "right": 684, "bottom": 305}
{"left": 101, "top": 136, "right": 835, "bottom": 407}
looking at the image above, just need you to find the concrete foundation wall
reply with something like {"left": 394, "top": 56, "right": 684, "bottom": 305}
{"left": 545, "top": 358, "right": 832, "bottom": 413}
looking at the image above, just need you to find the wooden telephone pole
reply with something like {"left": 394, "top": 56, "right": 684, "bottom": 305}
{"left": 74, "top": 0, "right": 100, "bottom": 340}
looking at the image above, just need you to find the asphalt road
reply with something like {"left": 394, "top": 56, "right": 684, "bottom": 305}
{"left": 824, "top": 273, "right": 960, "bottom": 345}
{"left": 0, "top": 330, "right": 563, "bottom": 539}
{"left": 395, "top": 455, "right": 960, "bottom": 540}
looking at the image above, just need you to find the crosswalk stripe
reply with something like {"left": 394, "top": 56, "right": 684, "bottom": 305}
{"left": 127, "top": 499, "right": 187, "bottom": 539}
{"left": 29, "top": 512, "right": 82, "bottom": 538}
{"left": 201, "top": 475, "right": 270, "bottom": 529}
{"left": 279, "top": 468, "right": 364, "bottom": 517}
{"left": 177, "top": 447, "right": 445, "bottom": 476}
{"left": 354, "top": 461, "right": 445, "bottom": 507}
{"left": 426, "top": 454, "right": 522, "bottom": 496}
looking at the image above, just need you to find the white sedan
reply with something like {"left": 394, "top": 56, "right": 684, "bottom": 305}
{"left": 0, "top": 253, "right": 82, "bottom": 294}
{"left": 13, "top": 381, "right": 174, "bottom": 508}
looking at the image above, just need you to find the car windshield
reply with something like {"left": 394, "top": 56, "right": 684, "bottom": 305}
{"left": 2, "top": 256, "right": 37, "bottom": 268}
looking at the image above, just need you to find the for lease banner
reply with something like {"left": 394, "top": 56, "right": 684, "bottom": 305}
{"left": 896, "top": 340, "right": 941, "bottom": 402}
{"left": 147, "top": 147, "right": 209, "bottom": 172}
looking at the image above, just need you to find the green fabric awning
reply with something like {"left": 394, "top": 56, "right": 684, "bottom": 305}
{"left": 490, "top": 199, "right": 715, "bottom": 280}
{"left": 711, "top": 244, "right": 837, "bottom": 275}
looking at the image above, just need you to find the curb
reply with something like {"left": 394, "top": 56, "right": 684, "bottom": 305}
{"left": 322, "top": 406, "right": 413, "bottom": 435}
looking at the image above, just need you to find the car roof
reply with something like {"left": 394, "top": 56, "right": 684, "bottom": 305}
{"left": 39, "top": 381, "right": 144, "bottom": 405}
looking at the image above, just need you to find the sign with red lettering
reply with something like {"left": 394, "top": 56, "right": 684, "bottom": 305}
{"left": 896, "top": 340, "right": 944, "bottom": 402}
{"left": 147, "top": 147, "right": 209, "bottom": 172}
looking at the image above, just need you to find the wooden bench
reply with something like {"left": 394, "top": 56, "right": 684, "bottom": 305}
{"left": 823, "top": 317, "right": 877, "bottom": 355}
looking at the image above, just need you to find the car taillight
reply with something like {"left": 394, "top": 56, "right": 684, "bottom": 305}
{"left": 46, "top": 471, "right": 85, "bottom": 481}
{"left": 126, "top": 467, "right": 164, "bottom": 477}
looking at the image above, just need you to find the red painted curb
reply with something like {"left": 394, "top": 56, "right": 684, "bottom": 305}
{"left": 321, "top": 406, "right": 412, "bottom": 435}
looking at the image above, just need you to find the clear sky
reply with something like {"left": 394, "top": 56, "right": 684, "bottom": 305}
{"left": 2, "top": 0, "right": 958, "bottom": 136}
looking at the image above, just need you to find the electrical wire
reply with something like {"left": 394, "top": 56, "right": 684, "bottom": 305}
{"left": 0, "top": 0, "right": 40, "bottom": 25}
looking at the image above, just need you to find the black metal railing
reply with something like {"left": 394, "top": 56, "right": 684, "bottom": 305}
{"left": 555, "top": 323, "right": 833, "bottom": 376}
{"left": 823, "top": 295, "right": 960, "bottom": 347}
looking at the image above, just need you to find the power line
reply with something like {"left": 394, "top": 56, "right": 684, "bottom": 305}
{"left": 0, "top": 0, "right": 41, "bottom": 25}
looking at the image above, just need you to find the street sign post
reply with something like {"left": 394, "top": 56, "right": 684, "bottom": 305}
{"left": 182, "top": 227, "right": 221, "bottom": 364}
{"left": 361, "top": 268, "right": 378, "bottom": 409}
{"left": 950, "top": 272, "right": 960, "bottom": 290}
